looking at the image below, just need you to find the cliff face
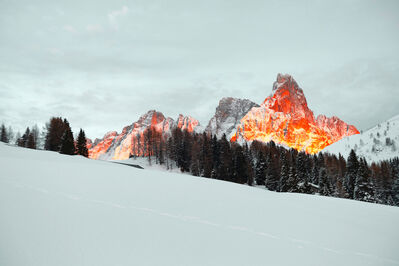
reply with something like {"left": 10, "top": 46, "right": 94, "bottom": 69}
{"left": 206, "top": 97, "right": 259, "bottom": 139}
{"left": 231, "top": 74, "right": 359, "bottom": 154}
{"left": 88, "top": 110, "right": 201, "bottom": 160}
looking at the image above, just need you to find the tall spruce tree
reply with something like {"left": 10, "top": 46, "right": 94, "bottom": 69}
{"left": 59, "top": 121, "right": 75, "bottom": 155}
{"left": 265, "top": 151, "right": 279, "bottom": 191}
{"left": 232, "top": 145, "right": 249, "bottom": 184}
{"left": 296, "top": 152, "right": 312, "bottom": 194}
{"left": 19, "top": 127, "right": 30, "bottom": 147}
{"left": 319, "top": 168, "right": 332, "bottom": 196}
{"left": 26, "top": 132, "right": 36, "bottom": 149}
{"left": 76, "top": 129, "right": 89, "bottom": 157}
{"left": 0, "top": 124, "right": 8, "bottom": 143}
{"left": 354, "top": 158, "right": 374, "bottom": 202}
{"left": 255, "top": 151, "right": 266, "bottom": 185}
{"left": 345, "top": 149, "right": 359, "bottom": 199}
{"left": 279, "top": 151, "right": 290, "bottom": 192}
{"left": 392, "top": 174, "right": 399, "bottom": 206}
{"left": 217, "top": 134, "right": 232, "bottom": 180}
{"left": 286, "top": 166, "right": 299, "bottom": 192}
{"left": 45, "top": 117, "right": 67, "bottom": 151}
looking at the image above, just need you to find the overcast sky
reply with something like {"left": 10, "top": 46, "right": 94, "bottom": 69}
{"left": 1, "top": 0, "right": 398, "bottom": 139}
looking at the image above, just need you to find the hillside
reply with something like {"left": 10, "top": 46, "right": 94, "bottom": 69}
{"left": 324, "top": 114, "right": 399, "bottom": 162}
{"left": 0, "top": 143, "right": 398, "bottom": 266}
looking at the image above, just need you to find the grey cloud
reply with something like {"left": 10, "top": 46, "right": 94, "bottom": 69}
{"left": 0, "top": 0, "right": 398, "bottom": 139}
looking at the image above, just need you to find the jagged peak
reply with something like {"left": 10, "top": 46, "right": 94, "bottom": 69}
{"left": 103, "top": 131, "right": 118, "bottom": 138}
{"left": 136, "top": 109, "right": 166, "bottom": 126}
{"left": 177, "top": 114, "right": 200, "bottom": 132}
{"left": 272, "top": 73, "right": 303, "bottom": 96}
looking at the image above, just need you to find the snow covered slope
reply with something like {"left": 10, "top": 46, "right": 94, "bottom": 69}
{"left": 324, "top": 114, "right": 399, "bottom": 162}
{"left": 1, "top": 143, "right": 398, "bottom": 266}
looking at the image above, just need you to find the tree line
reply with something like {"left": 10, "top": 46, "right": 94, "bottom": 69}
{"left": 0, "top": 117, "right": 89, "bottom": 157}
{"left": 132, "top": 126, "right": 399, "bottom": 206}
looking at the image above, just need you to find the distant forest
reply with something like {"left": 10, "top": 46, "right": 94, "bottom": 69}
{"left": 1, "top": 117, "right": 399, "bottom": 207}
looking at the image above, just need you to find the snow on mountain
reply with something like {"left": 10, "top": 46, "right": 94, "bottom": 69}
{"left": 323, "top": 114, "right": 399, "bottom": 162}
{"left": 1, "top": 143, "right": 398, "bottom": 266}
{"left": 89, "top": 110, "right": 201, "bottom": 160}
{"left": 232, "top": 74, "right": 359, "bottom": 153}
{"left": 205, "top": 97, "right": 259, "bottom": 139}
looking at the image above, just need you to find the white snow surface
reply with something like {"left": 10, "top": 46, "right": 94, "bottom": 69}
{"left": 1, "top": 142, "right": 399, "bottom": 266}
{"left": 324, "top": 114, "right": 399, "bottom": 161}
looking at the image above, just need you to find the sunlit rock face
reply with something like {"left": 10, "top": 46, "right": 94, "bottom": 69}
{"left": 177, "top": 114, "right": 200, "bottom": 133}
{"left": 206, "top": 97, "right": 259, "bottom": 139}
{"left": 88, "top": 110, "right": 201, "bottom": 160}
{"left": 88, "top": 131, "right": 118, "bottom": 159}
{"left": 231, "top": 74, "right": 359, "bottom": 154}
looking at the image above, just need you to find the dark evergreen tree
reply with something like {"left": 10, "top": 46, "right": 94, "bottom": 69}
{"left": 279, "top": 151, "right": 289, "bottom": 192}
{"left": 265, "top": 151, "right": 279, "bottom": 191}
{"left": 392, "top": 174, "right": 399, "bottom": 206}
{"left": 59, "top": 121, "right": 75, "bottom": 155}
{"left": 200, "top": 133, "right": 213, "bottom": 177}
{"left": 45, "top": 117, "right": 67, "bottom": 151}
{"left": 286, "top": 166, "right": 299, "bottom": 192}
{"left": 345, "top": 149, "right": 359, "bottom": 199}
{"left": 26, "top": 132, "right": 36, "bottom": 149}
{"left": 318, "top": 168, "right": 332, "bottom": 196}
{"left": 217, "top": 134, "right": 232, "bottom": 180}
{"left": 76, "top": 129, "right": 89, "bottom": 157}
{"left": 296, "top": 152, "right": 311, "bottom": 194}
{"left": 255, "top": 151, "right": 266, "bottom": 186}
{"left": 232, "top": 145, "right": 249, "bottom": 184}
{"left": 19, "top": 127, "right": 30, "bottom": 147}
{"left": 0, "top": 124, "right": 8, "bottom": 143}
{"left": 354, "top": 158, "right": 374, "bottom": 202}
{"left": 211, "top": 135, "right": 220, "bottom": 177}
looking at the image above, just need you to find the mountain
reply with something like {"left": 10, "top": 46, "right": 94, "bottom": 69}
{"left": 2, "top": 142, "right": 398, "bottom": 266}
{"left": 231, "top": 74, "right": 359, "bottom": 154}
{"left": 89, "top": 110, "right": 201, "bottom": 160}
{"left": 205, "top": 97, "right": 259, "bottom": 139}
{"left": 323, "top": 114, "right": 399, "bottom": 162}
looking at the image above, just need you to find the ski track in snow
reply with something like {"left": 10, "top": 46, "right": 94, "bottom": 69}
{"left": 2, "top": 179, "right": 399, "bottom": 265}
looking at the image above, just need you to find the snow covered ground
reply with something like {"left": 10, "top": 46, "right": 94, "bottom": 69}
{"left": 324, "top": 114, "right": 399, "bottom": 162}
{"left": 1, "top": 142, "right": 399, "bottom": 266}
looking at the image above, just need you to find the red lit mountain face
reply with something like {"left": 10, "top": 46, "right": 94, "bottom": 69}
{"left": 231, "top": 74, "right": 359, "bottom": 154}
{"left": 88, "top": 110, "right": 201, "bottom": 160}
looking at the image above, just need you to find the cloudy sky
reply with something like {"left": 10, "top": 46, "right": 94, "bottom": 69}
{"left": 1, "top": 0, "right": 398, "bottom": 139}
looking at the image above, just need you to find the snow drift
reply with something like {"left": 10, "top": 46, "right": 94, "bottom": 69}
{"left": 0, "top": 142, "right": 398, "bottom": 266}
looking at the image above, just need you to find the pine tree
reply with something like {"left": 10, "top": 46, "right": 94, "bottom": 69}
{"left": 45, "top": 117, "right": 67, "bottom": 151}
{"left": 279, "top": 152, "right": 289, "bottom": 192}
{"left": 0, "top": 124, "right": 8, "bottom": 143}
{"left": 286, "top": 166, "right": 298, "bottom": 192}
{"left": 296, "top": 152, "right": 311, "bottom": 194}
{"left": 265, "top": 151, "right": 279, "bottom": 191}
{"left": 232, "top": 145, "right": 249, "bottom": 184}
{"left": 76, "top": 129, "right": 89, "bottom": 157}
{"left": 19, "top": 127, "right": 30, "bottom": 147}
{"left": 217, "top": 134, "right": 232, "bottom": 180}
{"left": 59, "top": 121, "right": 75, "bottom": 155}
{"left": 345, "top": 149, "right": 359, "bottom": 199}
{"left": 318, "top": 168, "right": 332, "bottom": 196}
{"left": 354, "top": 158, "right": 374, "bottom": 202}
{"left": 392, "top": 175, "right": 399, "bottom": 206}
{"left": 200, "top": 133, "right": 213, "bottom": 178}
{"left": 26, "top": 132, "right": 36, "bottom": 149}
{"left": 255, "top": 151, "right": 266, "bottom": 186}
